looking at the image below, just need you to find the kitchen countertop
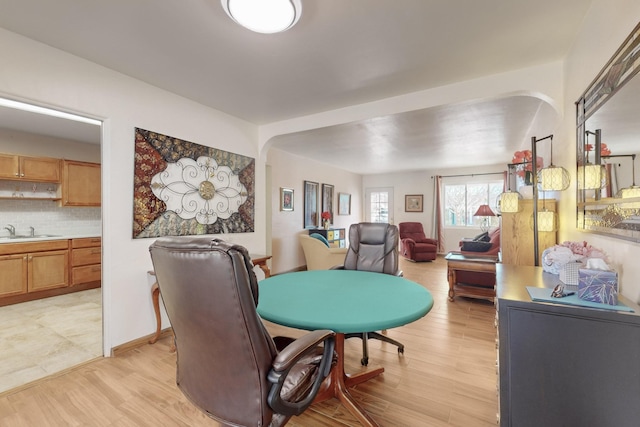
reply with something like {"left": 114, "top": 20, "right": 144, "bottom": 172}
{"left": 0, "top": 234, "right": 101, "bottom": 244}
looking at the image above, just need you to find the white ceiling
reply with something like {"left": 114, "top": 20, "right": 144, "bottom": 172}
{"left": 0, "top": 0, "right": 594, "bottom": 173}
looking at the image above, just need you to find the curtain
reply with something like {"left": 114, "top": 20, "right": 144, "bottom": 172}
{"left": 432, "top": 175, "right": 445, "bottom": 253}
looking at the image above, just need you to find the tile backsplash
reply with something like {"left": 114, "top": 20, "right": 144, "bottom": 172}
{"left": 0, "top": 199, "right": 101, "bottom": 237}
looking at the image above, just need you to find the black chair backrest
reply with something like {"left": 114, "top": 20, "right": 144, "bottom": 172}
{"left": 343, "top": 222, "right": 399, "bottom": 275}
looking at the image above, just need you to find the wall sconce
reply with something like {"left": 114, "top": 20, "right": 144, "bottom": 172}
{"left": 497, "top": 163, "right": 522, "bottom": 213}
{"left": 579, "top": 130, "right": 607, "bottom": 191}
{"left": 531, "top": 134, "right": 570, "bottom": 266}
{"left": 473, "top": 204, "right": 495, "bottom": 232}
{"left": 609, "top": 154, "right": 640, "bottom": 198}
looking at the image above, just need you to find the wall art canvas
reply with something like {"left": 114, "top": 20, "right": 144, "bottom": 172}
{"left": 133, "top": 128, "right": 255, "bottom": 238}
{"left": 303, "top": 180, "right": 319, "bottom": 228}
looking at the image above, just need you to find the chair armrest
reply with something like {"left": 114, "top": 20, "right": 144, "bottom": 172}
{"left": 328, "top": 247, "right": 348, "bottom": 255}
{"left": 418, "top": 238, "right": 438, "bottom": 245}
{"left": 267, "top": 330, "right": 336, "bottom": 416}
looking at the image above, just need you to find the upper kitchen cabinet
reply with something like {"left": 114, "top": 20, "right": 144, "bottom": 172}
{"left": 62, "top": 160, "right": 101, "bottom": 206}
{"left": 0, "top": 154, "right": 61, "bottom": 182}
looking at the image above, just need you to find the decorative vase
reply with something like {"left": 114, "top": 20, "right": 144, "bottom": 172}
{"left": 323, "top": 220, "right": 330, "bottom": 230}
{"left": 524, "top": 171, "right": 533, "bottom": 186}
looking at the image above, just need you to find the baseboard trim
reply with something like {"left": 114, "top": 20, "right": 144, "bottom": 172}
{"left": 111, "top": 328, "right": 174, "bottom": 357}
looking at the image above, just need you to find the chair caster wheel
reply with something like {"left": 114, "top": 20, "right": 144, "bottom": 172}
{"left": 398, "top": 347, "right": 405, "bottom": 354}
{"left": 361, "top": 357, "right": 369, "bottom": 366}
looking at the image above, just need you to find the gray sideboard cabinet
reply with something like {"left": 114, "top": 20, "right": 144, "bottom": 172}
{"left": 495, "top": 264, "right": 640, "bottom": 427}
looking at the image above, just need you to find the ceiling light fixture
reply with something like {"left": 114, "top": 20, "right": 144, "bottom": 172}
{"left": 0, "top": 97, "right": 101, "bottom": 126}
{"left": 221, "top": 0, "right": 302, "bottom": 34}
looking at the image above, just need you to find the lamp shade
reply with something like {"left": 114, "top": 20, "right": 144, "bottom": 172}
{"left": 221, "top": 0, "right": 302, "bottom": 34}
{"left": 578, "top": 164, "right": 606, "bottom": 190}
{"left": 537, "top": 210, "right": 557, "bottom": 232}
{"left": 619, "top": 186, "right": 640, "bottom": 199}
{"left": 473, "top": 204, "right": 495, "bottom": 217}
{"left": 538, "top": 165, "right": 570, "bottom": 191}
{"left": 497, "top": 191, "right": 521, "bottom": 213}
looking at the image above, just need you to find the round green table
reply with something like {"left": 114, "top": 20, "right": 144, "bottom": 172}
{"left": 258, "top": 270, "right": 433, "bottom": 426}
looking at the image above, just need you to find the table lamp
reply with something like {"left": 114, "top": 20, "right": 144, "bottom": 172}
{"left": 473, "top": 204, "right": 495, "bottom": 232}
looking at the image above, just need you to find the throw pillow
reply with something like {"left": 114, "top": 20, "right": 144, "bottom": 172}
{"left": 472, "top": 231, "right": 490, "bottom": 242}
{"left": 309, "top": 233, "right": 330, "bottom": 248}
{"left": 461, "top": 241, "right": 492, "bottom": 252}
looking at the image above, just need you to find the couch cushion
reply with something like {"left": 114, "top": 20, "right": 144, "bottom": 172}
{"left": 309, "top": 233, "right": 330, "bottom": 248}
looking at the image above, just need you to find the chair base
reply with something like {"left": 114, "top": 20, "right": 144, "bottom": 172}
{"left": 345, "top": 331, "right": 405, "bottom": 366}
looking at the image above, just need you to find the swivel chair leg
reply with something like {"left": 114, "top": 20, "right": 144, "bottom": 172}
{"left": 369, "top": 331, "right": 405, "bottom": 354}
{"left": 345, "top": 331, "right": 404, "bottom": 366}
{"left": 361, "top": 332, "right": 369, "bottom": 366}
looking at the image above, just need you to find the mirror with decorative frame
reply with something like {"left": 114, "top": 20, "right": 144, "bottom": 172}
{"left": 576, "top": 21, "right": 640, "bottom": 242}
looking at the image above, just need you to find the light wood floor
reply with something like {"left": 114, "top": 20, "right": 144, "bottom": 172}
{"left": 0, "top": 256, "right": 498, "bottom": 426}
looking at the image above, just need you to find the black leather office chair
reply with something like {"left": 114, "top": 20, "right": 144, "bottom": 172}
{"left": 149, "top": 237, "right": 335, "bottom": 427}
{"left": 333, "top": 222, "right": 405, "bottom": 366}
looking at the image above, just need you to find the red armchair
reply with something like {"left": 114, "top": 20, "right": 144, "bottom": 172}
{"left": 399, "top": 222, "right": 438, "bottom": 262}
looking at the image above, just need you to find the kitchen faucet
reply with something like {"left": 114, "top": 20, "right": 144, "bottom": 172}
{"left": 4, "top": 224, "right": 15, "bottom": 237}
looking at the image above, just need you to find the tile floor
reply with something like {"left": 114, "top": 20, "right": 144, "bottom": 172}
{"left": 0, "top": 289, "right": 102, "bottom": 393}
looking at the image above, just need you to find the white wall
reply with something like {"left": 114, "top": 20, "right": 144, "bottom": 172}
{"left": 268, "top": 147, "right": 362, "bottom": 273}
{"left": 0, "top": 128, "right": 101, "bottom": 162}
{"left": 560, "top": 0, "right": 640, "bottom": 303}
{"left": 0, "top": 28, "right": 264, "bottom": 352}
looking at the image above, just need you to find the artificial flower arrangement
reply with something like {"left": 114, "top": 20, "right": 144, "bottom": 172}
{"left": 511, "top": 150, "right": 544, "bottom": 182}
{"left": 585, "top": 142, "right": 611, "bottom": 157}
{"left": 321, "top": 211, "right": 331, "bottom": 228}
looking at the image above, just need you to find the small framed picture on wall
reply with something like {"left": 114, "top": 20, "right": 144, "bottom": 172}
{"left": 280, "top": 187, "right": 294, "bottom": 211}
{"left": 405, "top": 194, "right": 423, "bottom": 212}
{"left": 322, "top": 183, "right": 334, "bottom": 222}
{"left": 303, "top": 180, "right": 319, "bottom": 228}
{"left": 338, "top": 192, "right": 351, "bottom": 215}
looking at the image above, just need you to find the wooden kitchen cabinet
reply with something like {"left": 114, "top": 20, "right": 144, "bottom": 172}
{"left": 0, "top": 153, "right": 61, "bottom": 182}
{"left": 70, "top": 237, "right": 101, "bottom": 286}
{"left": 62, "top": 160, "right": 101, "bottom": 206}
{"left": 29, "top": 250, "right": 69, "bottom": 292}
{"left": 0, "top": 254, "right": 28, "bottom": 297}
{"left": 0, "top": 241, "right": 68, "bottom": 300}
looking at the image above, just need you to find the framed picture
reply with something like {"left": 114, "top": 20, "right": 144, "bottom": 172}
{"left": 338, "top": 192, "right": 351, "bottom": 215}
{"left": 280, "top": 187, "right": 294, "bottom": 211}
{"left": 322, "top": 183, "right": 334, "bottom": 223}
{"left": 405, "top": 194, "right": 423, "bottom": 212}
{"left": 303, "top": 180, "right": 319, "bottom": 228}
